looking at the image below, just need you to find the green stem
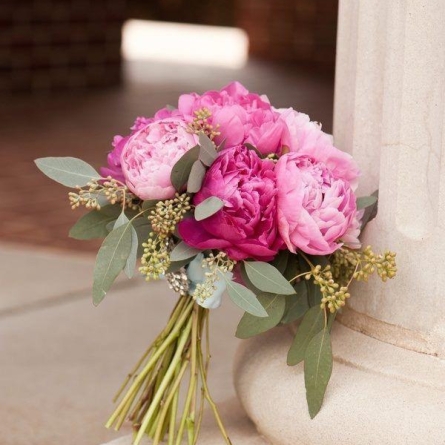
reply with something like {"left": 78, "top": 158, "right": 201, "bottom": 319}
{"left": 106, "top": 298, "right": 194, "bottom": 429}
{"left": 134, "top": 315, "right": 194, "bottom": 445}
{"left": 152, "top": 360, "right": 189, "bottom": 445}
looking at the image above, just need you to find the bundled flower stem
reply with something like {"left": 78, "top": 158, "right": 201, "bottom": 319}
{"left": 106, "top": 294, "right": 232, "bottom": 445}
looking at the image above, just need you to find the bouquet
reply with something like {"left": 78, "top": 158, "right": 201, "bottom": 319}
{"left": 35, "top": 82, "right": 396, "bottom": 445}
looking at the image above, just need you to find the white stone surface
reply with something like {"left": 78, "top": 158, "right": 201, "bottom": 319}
{"left": 333, "top": 0, "right": 445, "bottom": 357}
{"left": 234, "top": 326, "right": 445, "bottom": 445}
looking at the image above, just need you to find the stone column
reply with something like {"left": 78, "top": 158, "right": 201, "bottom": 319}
{"left": 234, "top": 1, "right": 445, "bottom": 444}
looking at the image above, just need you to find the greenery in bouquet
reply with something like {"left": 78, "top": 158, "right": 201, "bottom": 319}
{"left": 35, "top": 82, "right": 396, "bottom": 444}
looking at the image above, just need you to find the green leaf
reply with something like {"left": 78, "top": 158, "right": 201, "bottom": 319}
{"left": 113, "top": 212, "right": 138, "bottom": 279}
{"left": 166, "top": 258, "right": 194, "bottom": 273}
{"left": 239, "top": 264, "right": 262, "bottom": 294}
{"left": 244, "top": 261, "right": 295, "bottom": 296}
{"left": 187, "top": 160, "right": 207, "bottom": 193}
{"left": 304, "top": 328, "right": 333, "bottom": 418}
{"left": 271, "top": 250, "right": 289, "bottom": 274}
{"left": 170, "top": 241, "right": 201, "bottom": 262}
{"left": 307, "top": 281, "right": 323, "bottom": 307}
{"left": 35, "top": 157, "right": 101, "bottom": 188}
{"left": 236, "top": 292, "right": 286, "bottom": 338}
{"left": 141, "top": 200, "right": 159, "bottom": 211}
{"left": 281, "top": 282, "right": 309, "bottom": 324}
{"left": 194, "top": 196, "right": 224, "bottom": 221}
{"left": 69, "top": 205, "right": 122, "bottom": 240}
{"left": 287, "top": 306, "right": 325, "bottom": 365}
{"left": 244, "top": 143, "right": 263, "bottom": 158}
{"left": 357, "top": 195, "right": 377, "bottom": 209}
{"left": 198, "top": 133, "right": 218, "bottom": 166}
{"left": 360, "top": 190, "right": 379, "bottom": 231}
{"left": 133, "top": 218, "right": 152, "bottom": 257}
{"left": 219, "top": 274, "right": 267, "bottom": 317}
{"left": 170, "top": 145, "right": 200, "bottom": 191}
{"left": 92, "top": 223, "right": 133, "bottom": 305}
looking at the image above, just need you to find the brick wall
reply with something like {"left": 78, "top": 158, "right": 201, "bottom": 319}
{"left": 0, "top": 0, "right": 125, "bottom": 94}
{"left": 235, "top": 0, "right": 338, "bottom": 70}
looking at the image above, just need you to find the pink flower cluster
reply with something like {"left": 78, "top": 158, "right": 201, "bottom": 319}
{"left": 102, "top": 82, "right": 362, "bottom": 259}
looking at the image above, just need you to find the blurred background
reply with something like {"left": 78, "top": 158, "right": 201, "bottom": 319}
{"left": 0, "top": 0, "right": 337, "bottom": 252}
{"left": 0, "top": 2, "right": 338, "bottom": 444}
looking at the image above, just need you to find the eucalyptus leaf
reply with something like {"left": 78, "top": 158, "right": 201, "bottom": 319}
{"left": 239, "top": 264, "right": 262, "bottom": 294}
{"left": 307, "top": 281, "right": 323, "bottom": 307}
{"left": 92, "top": 223, "right": 133, "bottom": 305}
{"left": 360, "top": 190, "right": 379, "bottom": 230}
{"left": 166, "top": 258, "right": 194, "bottom": 273}
{"left": 142, "top": 200, "right": 159, "bottom": 211}
{"left": 113, "top": 213, "right": 138, "bottom": 278}
{"left": 357, "top": 195, "right": 378, "bottom": 209}
{"left": 236, "top": 292, "right": 287, "bottom": 338}
{"left": 198, "top": 133, "right": 218, "bottom": 166}
{"left": 35, "top": 157, "right": 101, "bottom": 188}
{"left": 244, "top": 261, "right": 295, "bottom": 295}
{"left": 187, "top": 160, "right": 207, "bottom": 193}
{"left": 219, "top": 275, "right": 267, "bottom": 317}
{"left": 271, "top": 250, "right": 289, "bottom": 274}
{"left": 281, "top": 282, "right": 309, "bottom": 324}
{"left": 170, "top": 145, "right": 200, "bottom": 191}
{"left": 304, "top": 328, "right": 333, "bottom": 418}
{"left": 132, "top": 218, "right": 152, "bottom": 257}
{"left": 170, "top": 241, "right": 201, "bottom": 262}
{"left": 69, "top": 205, "right": 122, "bottom": 240}
{"left": 287, "top": 306, "right": 325, "bottom": 365}
{"left": 194, "top": 196, "right": 224, "bottom": 221}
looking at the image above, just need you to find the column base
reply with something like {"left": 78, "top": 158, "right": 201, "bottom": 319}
{"left": 100, "top": 398, "right": 270, "bottom": 445}
{"left": 234, "top": 323, "right": 445, "bottom": 445}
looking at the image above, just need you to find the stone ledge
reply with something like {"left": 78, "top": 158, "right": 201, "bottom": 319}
{"left": 234, "top": 325, "right": 445, "bottom": 445}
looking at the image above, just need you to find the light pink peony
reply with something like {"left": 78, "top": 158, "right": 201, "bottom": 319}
{"left": 101, "top": 109, "right": 182, "bottom": 182}
{"left": 278, "top": 108, "right": 360, "bottom": 189}
{"left": 276, "top": 152, "right": 361, "bottom": 255}
{"left": 120, "top": 119, "right": 198, "bottom": 200}
{"left": 178, "top": 145, "right": 283, "bottom": 261}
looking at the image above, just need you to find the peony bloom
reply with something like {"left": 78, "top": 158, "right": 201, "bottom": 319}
{"left": 120, "top": 119, "right": 198, "bottom": 200}
{"left": 278, "top": 108, "right": 360, "bottom": 189}
{"left": 178, "top": 145, "right": 283, "bottom": 261}
{"left": 275, "top": 152, "right": 361, "bottom": 255}
{"left": 178, "top": 82, "right": 287, "bottom": 155}
{"left": 101, "top": 109, "right": 182, "bottom": 182}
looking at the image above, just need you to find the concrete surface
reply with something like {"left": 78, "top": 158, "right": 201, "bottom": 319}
{"left": 0, "top": 243, "right": 242, "bottom": 445}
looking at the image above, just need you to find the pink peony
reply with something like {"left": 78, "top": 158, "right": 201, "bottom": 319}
{"left": 120, "top": 119, "right": 198, "bottom": 200}
{"left": 178, "top": 145, "right": 283, "bottom": 261}
{"left": 278, "top": 108, "right": 360, "bottom": 189}
{"left": 101, "top": 109, "right": 182, "bottom": 182}
{"left": 275, "top": 152, "right": 361, "bottom": 255}
{"left": 178, "top": 82, "right": 287, "bottom": 155}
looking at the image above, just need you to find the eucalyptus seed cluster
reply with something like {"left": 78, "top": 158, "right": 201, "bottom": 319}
{"left": 306, "top": 264, "right": 350, "bottom": 313}
{"left": 353, "top": 246, "right": 397, "bottom": 282}
{"left": 139, "top": 236, "right": 171, "bottom": 280}
{"left": 193, "top": 253, "right": 236, "bottom": 305}
{"left": 148, "top": 193, "right": 191, "bottom": 238}
{"left": 331, "top": 246, "right": 397, "bottom": 285}
{"left": 68, "top": 177, "right": 138, "bottom": 210}
{"left": 187, "top": 107, "right": 221, "bottom": 140}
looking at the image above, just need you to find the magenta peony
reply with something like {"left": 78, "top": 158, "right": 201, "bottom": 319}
{"left": 120, "top": 119, "right": 198, "bottom": 200}
{"left": 275, "top": 152, "right": 361, "bottom": 255}
{"left": 178, "top": 145, "right": 283, "bottom": 261}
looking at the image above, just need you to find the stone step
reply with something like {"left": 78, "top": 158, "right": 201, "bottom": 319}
{"left": 101, "top": 398, "right": 270, "bottom": 445}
